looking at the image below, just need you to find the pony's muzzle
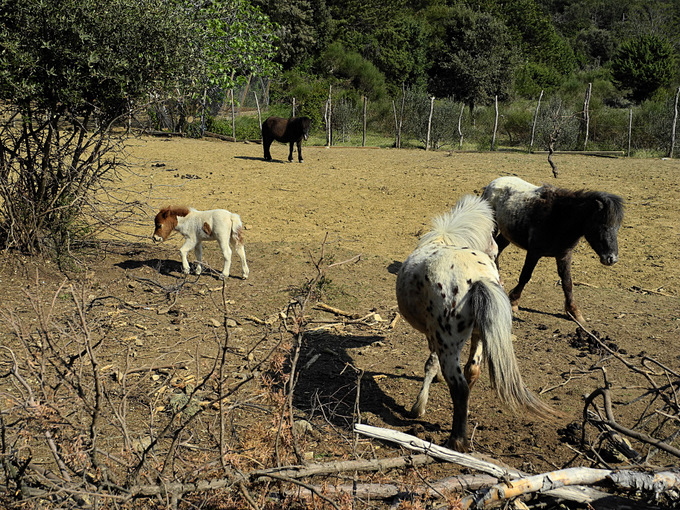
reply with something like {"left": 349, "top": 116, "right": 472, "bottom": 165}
{"left": 600, "top": 253, "right": 618, "bottom": 265}
{"left": 152, "top": 234, "right": 164, "bottom": 243}
{"left": 303, "top": 134, "right": 309, "bottom": 140}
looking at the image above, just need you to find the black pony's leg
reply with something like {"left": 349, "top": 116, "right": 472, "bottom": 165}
{"left": 508, "top": 252, "right": 540, "bottom": 312}
{"left": 288, "top": 141, "right": 294, "bottom": 162}
{"left": 263, "top": 136, "right": 273, "bottom": 161}
{"left": 493, "top": 234, "right": 511, "bottom": 268}
{"left": 556, "top": 251, "right": 584, "bottom": 323}
{"left": 296, "top": 140, "right": 303, "bottom": 162}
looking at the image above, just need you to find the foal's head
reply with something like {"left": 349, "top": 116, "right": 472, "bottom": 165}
{"left": 582, "top": 191, "right": 624, "bottom": 266}
{"left": 153, "top": 207, "right": 188, "bottom": 242}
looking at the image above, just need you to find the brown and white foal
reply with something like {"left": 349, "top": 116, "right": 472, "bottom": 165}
{"left": 153, "top": 207, "right": 249, "bottom": 280}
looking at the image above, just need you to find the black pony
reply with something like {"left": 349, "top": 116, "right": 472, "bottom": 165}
{"left": 262, "top": 116, "right": 311, "bottom": 163}
{"left": 482, "top": 176, "right": 624, "bottom": 323}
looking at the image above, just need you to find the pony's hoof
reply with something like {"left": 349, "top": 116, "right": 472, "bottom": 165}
{"left": 409, "top": 404, "right": 426, "bottom": 419}
{"left": 445, "top": 437, "right": 469, "bottom": 452}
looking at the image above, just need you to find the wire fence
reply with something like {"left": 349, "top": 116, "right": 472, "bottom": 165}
{"left": 143, "top": 80, "right": 680, "bottom": 158}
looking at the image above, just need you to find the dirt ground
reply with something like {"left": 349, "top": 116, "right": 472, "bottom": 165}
{"left": 2, "top": 136, "right": 680, "bottom": 507}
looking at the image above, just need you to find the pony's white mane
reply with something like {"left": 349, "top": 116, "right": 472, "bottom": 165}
{"left": 418, "top": 195, "right": 495, "bottom": 250}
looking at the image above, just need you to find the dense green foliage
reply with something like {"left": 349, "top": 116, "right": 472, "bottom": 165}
{"left": 612, "top": 35, "right": 677, "bottom": 102}
{"left": 256, "top": 0, "right": 679, "bottom": 109}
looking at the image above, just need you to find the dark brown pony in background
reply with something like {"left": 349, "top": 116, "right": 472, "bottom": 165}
{"left": 262, "top": 116, "right": 311, "bottom": 162}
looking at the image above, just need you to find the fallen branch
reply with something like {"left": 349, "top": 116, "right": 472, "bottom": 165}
{"left": 314, "top": 302, "right": 358, "bottom": 318}
{"left": 354, "top": 424, "right": 620, "bottom": 505}
{"left": 461, "top": 467, "right": 680, "bottom": 509}
{"left": 277, "top": 474, "right": 498, "bottom": 502}
{"left": 250, "top": 454, "right": 436, "bottom": 481}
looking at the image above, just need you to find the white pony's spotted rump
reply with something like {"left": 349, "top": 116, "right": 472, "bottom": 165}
{"left": 396, "top": 195, "right": 559, "bottom": 452}
{"left": 153, "top": 206, "right": 249, "bottom": 280}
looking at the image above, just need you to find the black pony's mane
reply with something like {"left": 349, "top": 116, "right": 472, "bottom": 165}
{"left": 539, "top": 185, "right": 624, "bottom": 227}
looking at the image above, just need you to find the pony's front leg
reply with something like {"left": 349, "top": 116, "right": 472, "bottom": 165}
{"left": 556, "top": 253, "right": 584, "bottom": 323}
{"left": 287, "top": 142, "right": 295, "bottom": 162}
{"left": 179, "top": 238, "right": 197, "bottom": 274}
{"left": 509, "top": 253, "right": 540, "bottom": 312}
{"left": 410, "top": 350, "right": 439, "bottom": 418}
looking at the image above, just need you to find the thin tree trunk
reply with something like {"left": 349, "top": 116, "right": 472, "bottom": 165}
{"left": 292, "top": 97, "right": 296, "bottom": 118}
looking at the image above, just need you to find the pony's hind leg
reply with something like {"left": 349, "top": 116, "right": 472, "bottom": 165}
{"left": 463, "top": 330, "right": 483, "bottom": 389}
{"left": 410, "top": 350, "right": 439, "bottom": 418}
{"left": 230, "top": 236, "right": 249, "bottom": 279}
{"left": 193, "top": 242, "right": 203, "bottom": 275}
{"left": 439, "top": 350, "right": 470, "bottom": 451}
{"left": 556, "top": 252, "right": 584, "bottom": 323}
{"left": 217, "top": 238, "right": 233, "bottom": 280}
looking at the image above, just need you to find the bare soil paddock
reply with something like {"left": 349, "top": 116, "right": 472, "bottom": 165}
{"left": 1, "top": 136, "right": 679, "bottom": 508}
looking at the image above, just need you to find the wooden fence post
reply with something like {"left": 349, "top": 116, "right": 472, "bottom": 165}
{"left": 397, "top": 83, "right": 406, "bottom": 149}
{"left": 627, "top": 108, "right": 632, "bottom": 157}
{"left": 582, "top": 82, "right": 592, "bottom": 151}
{"left": 669, "top": 86, "right": 680, "bottom": 158}
{"left": 292, "top": 97, "right": 296, "bottom": 118}
{"left": 362, "top": 96, "right": 367, "bottom": 147}
{"left": 325, "top": 86, "right": 332, "bottom": 147}
{"left": 230, "top": 89, "right": 235, "bottom": 140}
{"left": 426, "top": 96, "right": 435, "bottom": 151}
{"left": 530, "top": 90, "right": 543, "bottom": 151}
{"left": 491, "top": 96, "right": 498, "bottom": 151}
{"left": 457, "top": 103, "right": 464, "bottom": 150}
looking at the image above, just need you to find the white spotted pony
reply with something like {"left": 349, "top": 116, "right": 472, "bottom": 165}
{"left": 153, "top": 207, "right": 249, "bottom": 280}
{"left": 396, "top": 195, "right": 557, "bottom": 451}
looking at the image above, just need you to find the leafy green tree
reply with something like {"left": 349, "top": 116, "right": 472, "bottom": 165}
{"left": 0, "top": 0, "right": 278, "bottom": 255}
{"left": 611, "top": 34, "right": 676, "bottom": 102}
{"left": 254, "top": 0, "right": 331, "bottom": 70}
{"left": 320, "top": 42, "right": 388, "bottom": 101}
{"left": 425, "top": 5, "right": 519, "bottom": 113}
{"left": 371, "top": 16, "right": 429, "bottom": 95}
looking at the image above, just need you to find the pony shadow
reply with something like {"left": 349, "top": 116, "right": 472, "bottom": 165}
{"left": 515, "top": 306, "right": 566, "bottom": 321}
{"left": 234, "top": 156, "right": 266, "bottom": 162}
{"left": 291, "top": 330, "right": 422, "bottom": 430}
{"left": 115, "top": 258, "right": 184, "bottom": 277}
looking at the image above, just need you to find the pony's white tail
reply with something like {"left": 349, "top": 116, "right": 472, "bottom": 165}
{"left": 469, "top": 279, "right": 560, "bottom": 419}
